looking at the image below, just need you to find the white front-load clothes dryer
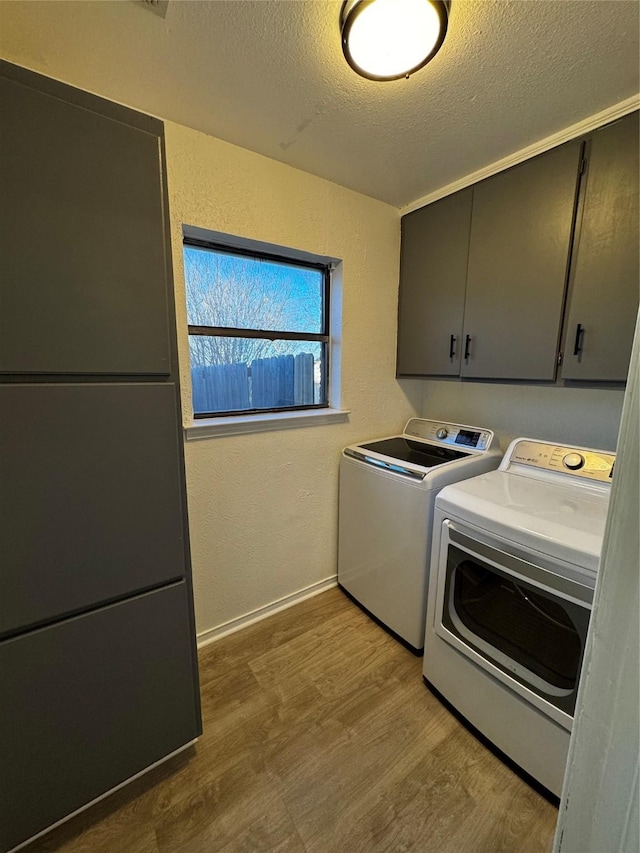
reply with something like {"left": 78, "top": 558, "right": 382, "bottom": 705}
{"left": 337, "top": 418, "right": 501, "bottom": 652}
{"left": 423, "top": 437, "right": 615, "bottom": 796}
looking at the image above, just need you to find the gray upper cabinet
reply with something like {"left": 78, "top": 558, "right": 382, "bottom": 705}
{"left": 561, "top": 112, "right": 640, "bottom": 382}
{"left": 461, "top": 140, "right": 582, "bottom": 380}
{"left": 0, "top": 64, "right": 171, "bottom": 375}
{"left": 397, "top": 189, "right": 472, "bottom": 376}
{"left": 397, "top": 141, "right": 583, "bottom": 382}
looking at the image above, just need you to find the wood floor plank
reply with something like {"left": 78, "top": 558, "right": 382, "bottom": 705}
{"left": 153, "top": 757, "right": 304, "bottom": 853}
{"left": 17, "top": 587, "right": 558, "bottom": 853}
{"left": 38, "top": 822, "right": 160, "bottom": 853}
{"left": 436, "top": 780, "right": 557, "bottom": 853}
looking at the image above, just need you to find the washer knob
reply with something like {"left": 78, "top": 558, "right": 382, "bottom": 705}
{"left": 436, "top": 427, "right": 449, "bottom": 440}
{"left": 563, "top": 452, "right": 585, "bottom": 470}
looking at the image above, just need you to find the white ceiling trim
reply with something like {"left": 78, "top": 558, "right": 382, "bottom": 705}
{"left": 401, "top": 94, "right": 640, "bottom": 215}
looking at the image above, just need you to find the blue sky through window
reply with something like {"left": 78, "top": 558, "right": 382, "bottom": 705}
{"left": 184, "top": 246, "right": 323, "bottom": 336}
{"left": 184, "top": 243, "right": 328, "bottom": 413}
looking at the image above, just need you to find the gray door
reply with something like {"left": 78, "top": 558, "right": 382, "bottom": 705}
{"left": 0, "top": 384, "right": 187, "bottom": 636}
{"left": 397, "top": 189, "right": 472, "bottom": 376}
{"left": 561, "top": 112, "right": 640, "bottom": 382}
{"left": 0, "top": 72, "right": 170, "bottom": 375}
{"left": 0, "top": 582, "right": 201, "bottom": 853}
{"left": 461, "top": 141, "right": 582, "bottom": 380}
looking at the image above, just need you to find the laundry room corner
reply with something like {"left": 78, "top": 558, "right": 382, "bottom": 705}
{"left": 163, "top": 121, "right": 422, "bottom": 644}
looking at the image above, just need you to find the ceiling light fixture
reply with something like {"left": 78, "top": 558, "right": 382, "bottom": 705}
{"left": 340, "top": 0, "right": 450, "bottom": 81}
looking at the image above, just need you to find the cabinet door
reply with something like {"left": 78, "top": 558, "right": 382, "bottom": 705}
{"left": 0, "top": 384, "right": 188, "bottom": 637}
{"left": 561, "top": 112, "right": 640, "bottom": 381}
{"left": 461, "top": 141, "right": 582, "bottom": 380}
{"left": 397, "top": 189, "right": 472, "bottom": 376}
{"left": 0, "top": 583, "right": 201, "bottom": 853}
{"left": 0, "top": 66, "right": 171, "bottom": 375}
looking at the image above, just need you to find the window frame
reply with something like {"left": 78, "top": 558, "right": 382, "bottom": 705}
{"left": 183, "top": 236, "right": 331, "bottom": 419}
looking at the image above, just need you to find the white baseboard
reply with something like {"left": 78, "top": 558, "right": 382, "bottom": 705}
{"left": 196, "top": 575, "right": 338, "bottom": 648}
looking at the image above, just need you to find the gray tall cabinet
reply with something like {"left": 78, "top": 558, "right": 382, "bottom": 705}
{"left": 0, "top": 61, "right": 202, "bottom": 853}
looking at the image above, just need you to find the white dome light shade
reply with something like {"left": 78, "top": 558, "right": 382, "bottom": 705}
{"left": 341, "top": 0, "right": 449, "bottom": 81}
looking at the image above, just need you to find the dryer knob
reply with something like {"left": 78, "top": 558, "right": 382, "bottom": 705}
{"left": 436, "top": 428, "right": 449, "bottom": 440}
{"left": 563, "top": 452, "right": 585, "bottom": 470}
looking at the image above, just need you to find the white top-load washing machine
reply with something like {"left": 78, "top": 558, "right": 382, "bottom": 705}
{"left": 423, "top": 437, "right": 615, "bottom": 797}
{"left": 337, "top": 418, "right": 502, "bottom": 652}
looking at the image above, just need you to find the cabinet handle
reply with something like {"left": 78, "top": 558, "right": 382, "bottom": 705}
{"left": 573, "top": 323, "right": 584, "bottom": 356}
{"left": 449, "top": 334, "right": 457, "bottom": 359}
{"left": 464, "top": 335, "right": 472, "bottom": 361}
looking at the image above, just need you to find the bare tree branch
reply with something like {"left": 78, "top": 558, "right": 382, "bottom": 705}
{"left": 184, "top": 247, "right": 321, "bottom": 367}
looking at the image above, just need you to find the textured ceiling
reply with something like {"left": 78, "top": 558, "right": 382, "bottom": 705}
{"left": 0, "top": 0, "right": 638, "bottom": 208}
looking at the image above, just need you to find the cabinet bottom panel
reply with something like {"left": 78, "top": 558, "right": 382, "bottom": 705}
{"left": 0, "top": 582, "right": 201, "bottom": 853}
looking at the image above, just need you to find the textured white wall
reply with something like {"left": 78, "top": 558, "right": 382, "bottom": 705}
{"left": 165, "top": 123, "right": 422, "bottom": 637}
{"left": 420, "top": 379, "right": 625, "bottom": 451}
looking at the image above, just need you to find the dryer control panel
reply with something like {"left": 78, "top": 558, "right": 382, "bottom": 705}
{"left": 507, "top": 439, "right": 615, "bottom": 483}
{"left": 404, "top": 419, "right": 495, "bottom": 452}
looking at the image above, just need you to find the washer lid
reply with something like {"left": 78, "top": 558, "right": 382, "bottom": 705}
{"left": 357, "top": 436, "right": 470, "bottom": 468}
{"left": 436, "top": 470, "right": 611, "bottom": 570}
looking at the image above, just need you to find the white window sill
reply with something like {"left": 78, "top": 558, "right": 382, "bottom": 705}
{"left": 184, "top": 407, "right": 350, "bottom": 440}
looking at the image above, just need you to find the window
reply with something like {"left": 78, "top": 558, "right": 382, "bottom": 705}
{"left": 184, "top": 237, "right": 330, "bottom": 418}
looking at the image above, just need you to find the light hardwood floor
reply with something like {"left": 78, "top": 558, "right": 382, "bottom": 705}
{"left": 23, "top": 588, "right": 558, "bottom": 853}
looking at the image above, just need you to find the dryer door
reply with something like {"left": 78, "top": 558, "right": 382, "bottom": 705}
{"left": 433, "top": 520, "right": 593, "bottom": 727}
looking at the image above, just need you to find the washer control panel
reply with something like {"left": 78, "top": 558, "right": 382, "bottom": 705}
{"left": 404, "top": 419, "right": 495, "bottom": 452}
{"left": 509, "top": 440, "right": 615, "bottom": 482}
